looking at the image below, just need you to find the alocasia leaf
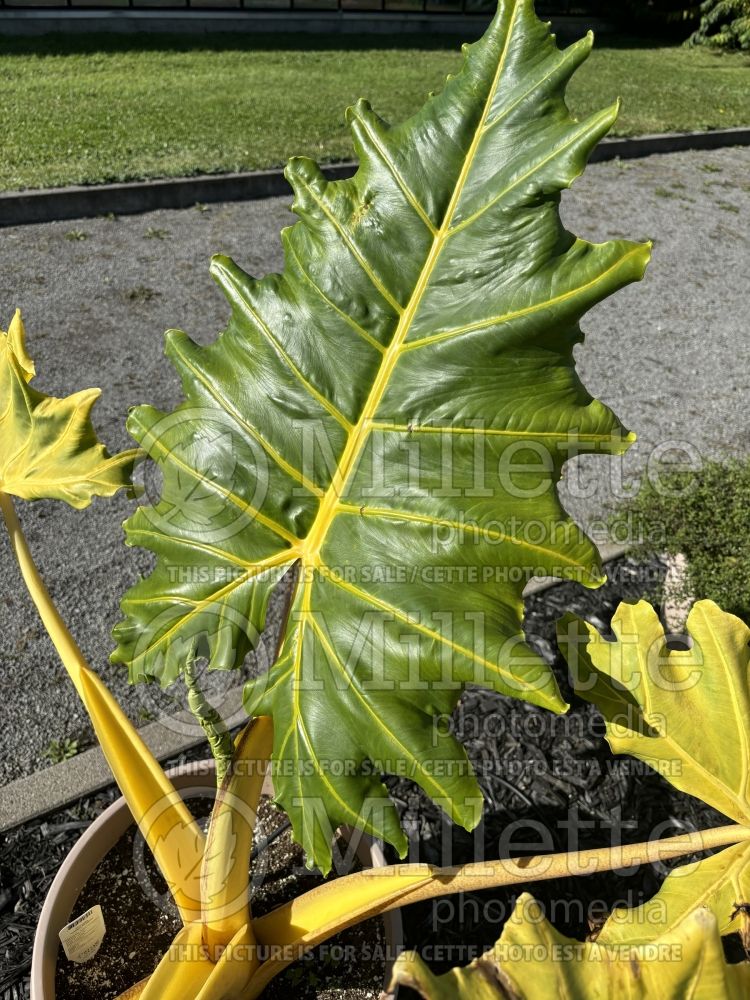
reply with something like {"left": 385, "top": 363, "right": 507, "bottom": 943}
{"left": 558, "top": 599, "right": 750, "bottom": 944}
{"left": 112, "top": 0, "right": 650, "bottom": 871}
{"left": 0, "top": 310, "right": 137, "bottom": 507}
{"left": 388, "top": 894, "right": 750, "bottom": 999}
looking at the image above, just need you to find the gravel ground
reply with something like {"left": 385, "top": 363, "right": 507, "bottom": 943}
{"left": 0, "top": 146, "right": 748, "bottom": 785}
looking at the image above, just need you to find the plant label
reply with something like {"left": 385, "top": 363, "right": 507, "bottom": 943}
{"left": 59, "top": 904, "right": 106, "bottom": 963}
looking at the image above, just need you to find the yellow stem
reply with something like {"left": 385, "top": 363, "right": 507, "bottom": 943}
{"left": 377, "top": 822, "right": 750, "bottom": 905}
{"left": 0, "top": 490, "right": 205, "bottom": 923}
{"left": 246, "top": 822, "right": 750, "bottom": 997}
{"left": 201, "top": 717, "right": 273, "bottom": 965}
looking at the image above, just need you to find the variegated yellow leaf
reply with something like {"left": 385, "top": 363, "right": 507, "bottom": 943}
{"left": 0, "top": 309, "right": 137, "bottom": 507}
{"left": 558, "top": 599, "right": 750, "bottom": 944}
{"left": 388, "top": 894, "right": 750, "bottom": 999}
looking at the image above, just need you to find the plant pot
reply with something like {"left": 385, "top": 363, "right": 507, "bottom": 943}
{"left": 31, "top": 760, "right": 403, "bottom": 999}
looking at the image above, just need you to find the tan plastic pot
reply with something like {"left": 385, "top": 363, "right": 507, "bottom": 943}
{"left": 31, "top": 761, "right": 403, "bottom": 999}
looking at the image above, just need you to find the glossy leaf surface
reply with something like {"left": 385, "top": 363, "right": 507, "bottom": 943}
{"left": 113, "top": 0, "right": 649, "bottom": 870}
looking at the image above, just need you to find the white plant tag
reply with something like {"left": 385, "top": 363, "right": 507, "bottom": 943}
{"left": 59, "top": 904, "right": 106, "bottom": 963}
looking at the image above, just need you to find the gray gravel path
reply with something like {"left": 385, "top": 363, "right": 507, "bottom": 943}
{"left": 0, "top": 146, "right": 748, "bottom": 785}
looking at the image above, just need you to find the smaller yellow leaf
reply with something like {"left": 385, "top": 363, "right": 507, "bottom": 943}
{"left": 558, "top": 599, "right": 750, "bottom": 943}
{"left": 558, "top": 599, "right": 750, "bottom": 827}
{"left": 0, "top": 310, "right": 138, "bottom": 507}
{"left": 388, "top": 894, "right": 750, "bottom": 999}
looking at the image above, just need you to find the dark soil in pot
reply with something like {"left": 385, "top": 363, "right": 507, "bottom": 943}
{"left": 250, "top": 801, "right": 387, "bottom": 1000}
{"left": 54, "top": 796, "right": 386, "bottom": 1000}
{"left": 54, "top": 823, "right": 187, "bottom": 1000}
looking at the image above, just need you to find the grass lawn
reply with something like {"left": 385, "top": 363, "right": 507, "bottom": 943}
{"left": 0, "top": 33, "right": 748, "bottom": 191}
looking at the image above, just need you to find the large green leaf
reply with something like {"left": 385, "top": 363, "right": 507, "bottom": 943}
{"left": 558, "top": 599, "right": 750, "bottom": 944}
{"left": 112, "top": 0, "right": 650, "bottom": 871}
{"left": 0, "top": 310, "right": 137, "bottom": 507}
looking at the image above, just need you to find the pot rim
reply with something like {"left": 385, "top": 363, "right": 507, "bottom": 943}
{"left": 30, "top": 759, "right": 403, "bottom": 1000}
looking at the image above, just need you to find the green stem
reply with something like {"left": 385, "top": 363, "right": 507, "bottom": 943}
{"left": 184, "top": 654, "right": 233, "bottom": 785}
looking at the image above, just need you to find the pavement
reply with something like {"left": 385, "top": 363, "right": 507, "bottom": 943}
{"left": 0, "top": 145, "right": 748, "bottom": 787}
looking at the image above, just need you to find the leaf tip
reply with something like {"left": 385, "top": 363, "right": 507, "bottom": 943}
{"left": 209, "top": 253, "right": 234, "bottom": 283}
{"left": 164, "top": 327, "right": 192, "bottom": 363}
{"left": 605, "top": 98, "right": 622, "bottom": 132}
{"left": 124, "top": 406, "right": 145, "bottom": 442}
{"left": 4, "top": 308, "right": 36, "bottom": 381}
{"left": 534, "top": 681, "right": 569, "bottom": 716}
{"left": 584, "top": 568, "right": 607, "bottom": 590}
{"left": 81, "top": 386, "right": 103, "bottom": 405}
{"left": 345, "top": 97, "right": 372, "bottom": 126}
{"left": 462, "top": 803, "right": 483, "bottom": 834}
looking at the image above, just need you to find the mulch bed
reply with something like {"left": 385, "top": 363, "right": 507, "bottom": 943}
{"left": 2, "top": 555, "right": 736, "bottom": 999}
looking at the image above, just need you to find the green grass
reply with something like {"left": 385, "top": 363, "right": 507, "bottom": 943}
{"left": 610, "top": 458, "right": 750, "bottom": 624}
{"left": 0, "top": 33, "right": 748, "bottom": 191}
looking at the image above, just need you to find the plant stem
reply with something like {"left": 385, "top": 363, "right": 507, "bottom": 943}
{"left": 183, "top": 654, "right": 233, "bottom": 785}
{"left": 250, "top": 824, "right": 750, "bottom": 996}
{"left": 387, "top": 821, "right": 750, "bottom": 906}
{"left": 0, "top": 490, "right": 206, "bottom": 924}
{"left": 200, "top": 717, "right": 272, "bottom": 965}
{"left": 0, "top": 491, "right": 90, "bottom": 692}
{"left": 254, "top": 822, "right": 750, "bottom": 954}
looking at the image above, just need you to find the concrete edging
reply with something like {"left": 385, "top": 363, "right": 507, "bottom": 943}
{"left": 0, "top": 685, "right": 246, "bottom": 832}
{"left": 0, "top": 8, "right": 611, "bottom": 38}
{"left": 0, "top": 544, "right": 629, "bottom": 832}
{"left": 1, "top": 127, "right": 749, "bottom": 227}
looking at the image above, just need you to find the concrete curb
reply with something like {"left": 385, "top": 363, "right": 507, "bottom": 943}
{"left": 589, "top": 126, "right": 750, "bottom": 162}
{"left": 0, "top": 162, "right": 358, "bottom": 227}
{"left": 0, "top": 8, "right": 610, "bottom": 38}
{"left": 2, "top": 127, "right": 749, "bottom": 227}
{"left": 0, "top": 684, "right": 245, "bottom": 832}
{"left": 0, "top": 544, "right": 629, "bottom": 833}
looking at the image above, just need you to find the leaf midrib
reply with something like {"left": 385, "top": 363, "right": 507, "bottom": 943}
{"left": 274, "top": 5, "right": 520, "bottom": 781}
{"left": 301, "top": 4, "right": 518, "bottom": 572}
{"left": 3, "top": 451, "right": 139, "bottom": 493}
